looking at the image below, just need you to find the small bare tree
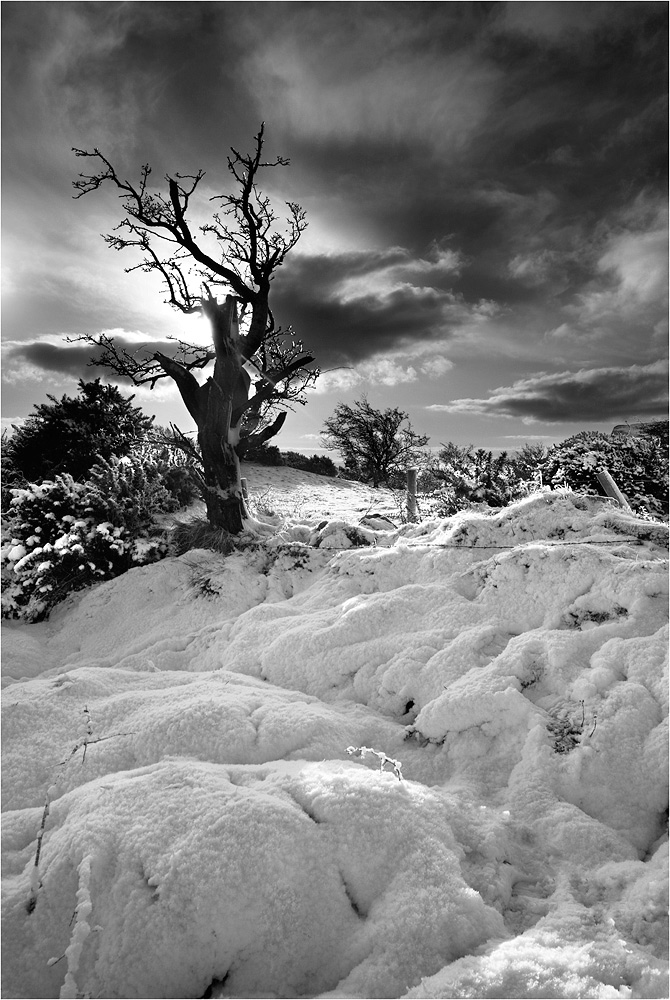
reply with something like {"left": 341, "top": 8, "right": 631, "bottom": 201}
{"left": 322, "top": 397, "right": 429, "bottom": 487}
{"left": 72, "top": 124, "right": 318, "bottom": 534}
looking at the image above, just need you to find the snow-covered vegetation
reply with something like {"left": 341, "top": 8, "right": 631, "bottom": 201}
{"left": 2, "top": 466, "right": 668, "bottom": 999}
{"left": 1, "top": 456, "right": 178, "bottom": 622}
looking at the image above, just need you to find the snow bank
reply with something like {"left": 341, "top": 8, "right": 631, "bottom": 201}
{"left": 2, "top": 489, "right": 667, "bottom": 999}
{"left": 3, "top": 759, "right": 506, "bottom": 999}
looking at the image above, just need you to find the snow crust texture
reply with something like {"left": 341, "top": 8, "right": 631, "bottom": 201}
{"left": 2, "top": 489, "right": 668, "bottom": 1000}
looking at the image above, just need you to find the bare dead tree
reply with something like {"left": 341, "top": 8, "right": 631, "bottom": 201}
{"left": 71, "top": 124, "right": 318, "bottom": 533}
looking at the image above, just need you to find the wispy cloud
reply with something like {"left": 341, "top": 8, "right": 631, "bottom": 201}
{"left": 243, "top": 7, "right": 500, "bottom": 155}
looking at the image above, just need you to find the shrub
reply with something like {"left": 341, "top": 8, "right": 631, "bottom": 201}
{"left": 1, "top": 454, "right": 176, "bottom": 622}
{"left": 426, "top": 443, "right": 541, "bottom": 516}
{"left": 133, "top": 427, "right": 202, "bottom": 508}
{"left": 2, "top": 429, "right": 27, "bottom": 511}
{"left": 419, "top": 431, "right": 668, "bottom": 521}
{"left": 242, "top": 441, "right": 284, "bottom": 465}
{"left": 3, "top": 379, "right": 154, "bottom": 485}
{"left": 638, "top": 420, "right": 669, "bottom": 450}
{"left": 282, "top": 451, "right": 338, "bottom": 477}
{"left": 85, "top": 454, "right": 180, "bottom": 530}
{"left": 544, "top": 431, "right": 668, "bottom": 519}
{"left": 509, "top": 443, "right": 549, "bottom": 486}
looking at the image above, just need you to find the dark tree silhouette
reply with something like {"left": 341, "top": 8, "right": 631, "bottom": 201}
{"left": 72, "top": 124, "right": 318, "bottom": 533}
{"left": 4, "top": 379, "right": 153, "bottom": 486}
{"left": 322, "top": 397, "right": 429, "bottom": 487}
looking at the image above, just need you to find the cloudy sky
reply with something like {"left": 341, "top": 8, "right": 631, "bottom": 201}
{"left": 2, "top": 1, "right": 668, "bottom": 455}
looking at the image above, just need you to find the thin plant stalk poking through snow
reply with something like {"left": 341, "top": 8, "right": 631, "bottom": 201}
{"left": 346, "top": 745, "right": 404, "bottom": 780}
{"left": 26, "top": 706, "right": 135, "bottom": 915}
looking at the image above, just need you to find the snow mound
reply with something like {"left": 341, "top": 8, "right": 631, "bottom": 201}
{"left": 3, "top": 759, "right": 505, "bottom": 999}
{"left": 2, "top": 488, "right": 668, "bottom": 999}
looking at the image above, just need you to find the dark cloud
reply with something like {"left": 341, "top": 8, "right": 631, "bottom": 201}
{"left": 272, "top": 249, "right": 467, "bottom": 367}
{"left": 274, "top": 2, "right": 667, "bottom": 318}
{"left": 3, "top": 337, "right": 182, "bottom": 380}
{"left": 428, "top": 363, "right": 669, "bottom": 423}
{"left": 5, "top": 341, "right": 103, "bottom": 377}
{"left": 1, "top": 2, "right": 253, "bottom": 169}
{"left": 1, "top": 1, "right": 667, "bottom": 438}
{"left": 274, "top": 288, "right": 450, "bottom": 369}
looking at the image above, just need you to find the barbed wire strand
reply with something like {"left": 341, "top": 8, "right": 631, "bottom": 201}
{"left": 266, "top": 535, "right": 667, "bottom": 554}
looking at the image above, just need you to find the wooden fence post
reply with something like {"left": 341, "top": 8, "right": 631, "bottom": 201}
{"left": 406, "top": 468, "right": 418, "bottom": 522}
{"left": 596, "top": 469, "right": 631, "bottom": 511}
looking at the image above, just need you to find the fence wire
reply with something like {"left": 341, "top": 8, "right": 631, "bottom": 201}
{"left": 268, "top": 535, "right": 667, "bottom": 555}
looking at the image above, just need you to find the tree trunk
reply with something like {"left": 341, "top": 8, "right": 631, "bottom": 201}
{"left": 199, "top": 422, "right": 248, "bottom": 533}
{"left": 196, "top": 294, "right": 250, "bottom": 533}
{"left": 156, "top": 292, "right": 285, "bottom": 534}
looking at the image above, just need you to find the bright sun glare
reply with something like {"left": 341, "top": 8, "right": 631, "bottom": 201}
{"left": 178, "top": 310, "right": 212, "bottom": 347}
{"left": 177, "top": 302, "right": 252, "bottom": 348}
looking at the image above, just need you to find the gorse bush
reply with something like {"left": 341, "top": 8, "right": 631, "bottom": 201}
{"left": 424, "top": 443, "right": 545, "bottom": 516}
{"left": 544, "top": 431, "right": 668, "bottom": 519}
{"left": 421, "top": 429, "right": 667, "bottom": 520}
{"left": 1, "top": 454, "right": 176, "bottom": 622}
{"left": 133, "top": 427, "right": 203, "bottom": 508}
{"left": 3, "top": 379, "right": 154, "bottom": 486}
{"left": 85, "top": 454, "right": 180, "bottom": 531}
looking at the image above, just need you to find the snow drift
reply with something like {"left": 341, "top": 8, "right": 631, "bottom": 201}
{"left": 2, "top": 487, "right": 668, "bottom": 999}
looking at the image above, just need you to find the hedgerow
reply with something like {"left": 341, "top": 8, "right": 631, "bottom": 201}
{"left": 236, "top": 441, "right": 338, "bottom": 477}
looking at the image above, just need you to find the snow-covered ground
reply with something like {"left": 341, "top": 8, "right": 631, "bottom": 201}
{"left": 2, "top": 466, "right": 668, "bottom": 1000}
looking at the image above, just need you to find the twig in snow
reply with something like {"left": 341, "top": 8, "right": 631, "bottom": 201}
{"left": 59, "top": 706, "right": 136, "bottom": 766}
{"left": 346, "top": 745, "right": 403, "bottom": 780}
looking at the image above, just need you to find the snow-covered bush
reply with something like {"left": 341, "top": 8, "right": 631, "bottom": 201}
{"left": 421, "top": 433, "right": 668, "bottom": 520}
{"left": 544, "top": 431, "right": 668, "bottom": 520}
{"left": 1, "top": 455, "right": 175, "bottom": 621}
{"left": 135, "top": 427, "right": 203, "bottom": 508}
{"left": 423, "top": 443, "right": 545, "bottom": 516}
{"left": 85, "top": 454, "right": 180, "bottom": 531}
